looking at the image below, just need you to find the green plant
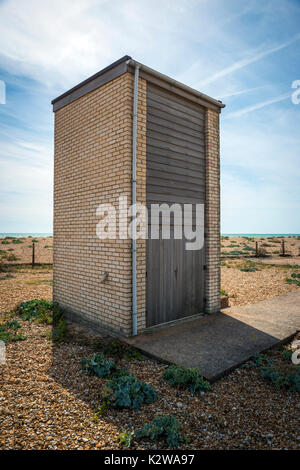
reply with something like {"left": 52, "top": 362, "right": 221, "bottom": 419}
{"left": 102, "top": 372, "right": 157, "bottom": 410}
{"left": 220, "top": 288, "right": 228, "bottom": 296}
{"left": 44, "top": 245, "right": 53, "bottom": 248}
{"left": 0, "top": 273, "right": 14, "bottom": 280}
{"left": 81, "top": 353, "right": 117, "bottom": 378}
{"left": 285, "top": 277, "right": 300, "bottom": 286}
{"left": 118, "top": 430, "right": 135, "bottom": 448}
{"left": 291, "top": 272, "right": 300, "bottom": 279}
{"left": 52, "top": 315, "right": 68, "bottom": 343}
{"left": 17, "top": 299, "right": 68, "bottom": 342}
{"left": 260, "top": 366, "right": 300, "bottom": 392}
{"left": 244, "top": 353, "right": 300, "bottom": 392}
{"left": 1, "top": 240, "right": 10, "bottom": 245}
{"left": 240, "top": 267, "right": 256, "bottom": 272}
{"left": 0, "top": 319, "right": 26, "bottom": 343}
{"left": 135, "top": 415, "right": 183, "bottom": 448}
{"left": 162, "top": 365, "right": 211, "bottom": 393}
{"left": 282, "top": 350, "right": 293, "bottom": 361}
{"left": 18, "top": 299, "right": 53, "bottom": 323}
{"left": 0, "top": 263, "right": 8, "bottom": 273}
{"left": 243, "top": 245, "right": 255, "bottom": 252}
{"left": 94, "top": 401, "right": 108, "bottom": 420}
{"left": 12, "top": 239, "right": 23, "bottom": 244}
{"left": 7, "top": 254, "right": 20, "bottom": 261}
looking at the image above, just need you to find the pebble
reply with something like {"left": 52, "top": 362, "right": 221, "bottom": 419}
{"left": 0, "top": 277, "right": 299, "bottom": 451}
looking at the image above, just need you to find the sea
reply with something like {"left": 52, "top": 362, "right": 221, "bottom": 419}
{"left": 0, "top": 233, "right": 299, "bottom": 238}
{"left": 0, "top": 233, "right": 53, "bottom": 238}
{"left": 222, "top": 234, "right": 300, "bottom": 237}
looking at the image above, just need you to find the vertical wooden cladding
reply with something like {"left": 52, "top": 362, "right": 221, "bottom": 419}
{"left": 146, "top": 84, "right": 206, "bottom": 327}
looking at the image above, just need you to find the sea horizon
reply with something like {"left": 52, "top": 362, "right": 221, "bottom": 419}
{"left": 0, "top": 233, "right": 53, "bottom": 238}
{"left": 0, "top": 232, "right": 299, "bottom": 238}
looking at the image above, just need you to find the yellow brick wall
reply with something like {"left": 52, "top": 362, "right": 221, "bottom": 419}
{"left": 136, "top": 78, "right": 147, "bottom": 332}
{"left": 53, "top": 72, "right": 220, "bottom": 335}
{"left": 205, "top": 108, "right": 221, "bottom": 313}
{"left": 54, "top": 72, "right": 147, "bottom": 336}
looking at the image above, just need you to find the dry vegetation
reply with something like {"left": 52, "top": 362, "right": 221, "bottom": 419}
{"left": 0, "top": 236, "right": 53, "bottom": 265}
{"left": 219, "top": 235, "right": 300, "bottom": 307}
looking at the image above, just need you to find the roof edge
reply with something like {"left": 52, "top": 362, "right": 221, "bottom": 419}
{"left": 127, "top": 59, "right": 225, "bottom": 110}
{"left": 51, "top": 55, "right": 131, "bottom": 105}
{"left": 51, "top": 55, "right": 225, "bottom": 112}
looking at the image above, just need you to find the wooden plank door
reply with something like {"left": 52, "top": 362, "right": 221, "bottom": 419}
{"left": 146, "top": 84, "right": 206, "bottom": 327}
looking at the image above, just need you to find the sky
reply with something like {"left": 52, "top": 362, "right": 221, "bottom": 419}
{"left": 0, "top": 0, "right": 299, "bottom": 234}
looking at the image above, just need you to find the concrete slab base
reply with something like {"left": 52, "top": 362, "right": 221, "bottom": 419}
{"left": 125, "top": 291, "right": 300, "bottom": 381}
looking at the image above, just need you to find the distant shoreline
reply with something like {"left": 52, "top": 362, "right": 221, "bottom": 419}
{"left": 0, "top": 232, "right": 299, "bottom": 238}
{"left": 0, "top": 233, "right": 53, "bottom": 238}
{"left": 222, "top": 234, "right": 300, "bottom": 237}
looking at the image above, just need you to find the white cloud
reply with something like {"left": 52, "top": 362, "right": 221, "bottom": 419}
{"left": 0, "top": 0, "right": 202, "bottom": 90}
{"left": 217, "top": 86, "right": 265, "bottom": 100}
{"left": 0, "top": 0, "right": 299, "bottom": 233}
{"left": 225, "top": 93, "right": 290, "bottom": 118}
{"left": 198, "top": 33, "right": 300, "bottom": 86}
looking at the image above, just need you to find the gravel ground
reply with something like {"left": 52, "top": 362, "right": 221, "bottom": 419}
{"left": 0, "top": 318, "right": 299, "bottom": 450}
{"left": 221, "top": 261, "right": 299, "bottom": 306}
{"left": 221, "top": 235, "right": 300, "bottom": 257}
{"left": 0, "top": 236, "right": 53, "bottom": 265}
{"left": 0, "top": 266, "right": 299, "bottom": 450}
{"left": 0, "top": 266, "right": 52, "bottom": 313}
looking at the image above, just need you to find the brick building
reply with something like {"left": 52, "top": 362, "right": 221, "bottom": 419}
{"left": 52, "top": 56, "right": 225, "bottom": 337}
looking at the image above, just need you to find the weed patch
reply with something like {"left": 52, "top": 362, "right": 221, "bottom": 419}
{"left": 135, "top": 415, "right": 183, "bottom": 448}
{"left": 285, "top": 273, "right": 300, "bottom": 286}
{"left": 0, "top": 273, "right": 15, "bottom": 280}
{"left": 118, "top": 430, "right": 135, "bottom": 448}
{"left": 0, "top": 320, "right": 26, "bottom": 343}
{"left": 17, "top": 299, "right": 68, "bottom": 343}
{"left": 98, "top": 372, "right": 157, "bottom": 411}
{"left": 81, "top": 353, "right": 117, "bottom": 378}
{"left": 162, "top": 365, "right": 211, "bottom": 393}
{"left": 244, "top": 352, "right": 300, "bottom": 393}
{"left": 7, "top": 254, "right": 20, "bottom": 261}
{"left": 18, "top": 299, "right": 53, "bottom": 323}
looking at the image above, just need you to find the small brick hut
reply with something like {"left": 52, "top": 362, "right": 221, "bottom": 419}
{"left": 52, "top": 56, "right": 225, "bottom": 337}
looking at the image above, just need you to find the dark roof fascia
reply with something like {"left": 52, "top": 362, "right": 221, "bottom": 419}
{"left": 52, "top": 55, "right": 131, "bottom": 111}
{"left": 52, "top": 55, "right": 225, "bottom": 112}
